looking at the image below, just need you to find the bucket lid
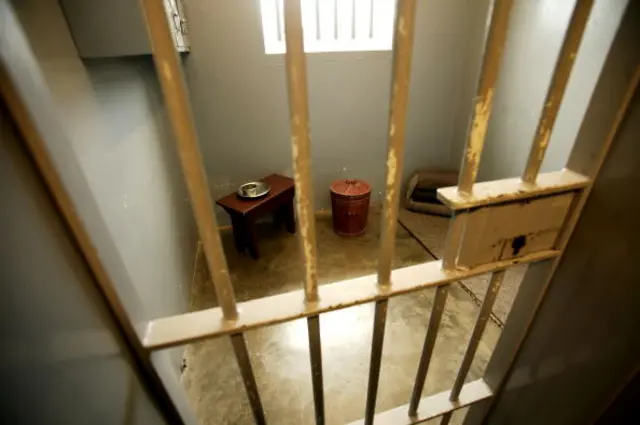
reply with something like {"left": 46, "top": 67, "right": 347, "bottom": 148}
{"left": 330, "top": 179, "right": 372, "bottom": 197}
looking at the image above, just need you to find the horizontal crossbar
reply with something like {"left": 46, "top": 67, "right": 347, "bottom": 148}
{"left": 143, "top": 250, "right": 559, "bottom": 350}
{"left": 347, "top": 379, "right": 492, "bottom": 425}
{"left": 437, "top": 169, "right": 589, "bottom": 210}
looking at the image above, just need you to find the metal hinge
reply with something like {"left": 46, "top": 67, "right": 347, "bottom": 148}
{"left": 165, "top": 0, "right": 190, "bottom": 50}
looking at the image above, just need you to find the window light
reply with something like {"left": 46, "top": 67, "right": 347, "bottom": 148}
{"left": 259, "top": 0, "right": 397, "bottom": 54}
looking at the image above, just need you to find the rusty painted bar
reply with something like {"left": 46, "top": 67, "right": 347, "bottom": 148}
{"left": 364, "top": 300, "right": 389, "bottom": 425}
{"left": 283, "top": 3, "right": 324, "bottom": 424}
{"left": 283, "top": 0, "right": 319, "bottom": 302}
{"left": 522, "top": 0, "right": 594, "bottom": 183}
{"left": 450, "top": 270, "right": 505, "bottom": 401}
{"left": 408, "top": 284, "right": 449, "bottom": 416}
{"left": 307, "top": 315, "right": 325, "bottom": 425}
{"left": 377, "top": 0, "right": 418, "bottom": 285}
{"left": 276, "top": 0, "right": 283, "bottom": 42}
{"left": 441, "top": 212, "right": 467, "bottom": 270}
{"left": 348, "top": 379, "right": 493, "bottom": 425}
{"left": 365, "top": 2, "right": 418, "bottom": 423}
{"left": 140, "top": 0, "right": 238, "bottom": 319}
{"left": 440, "top": 411, "right": 453, "bottom": 425}
{"left": 441, "top": 272, "right": 504, "bottom": 424}
{"left": 144, "top": 251, "right": 559, "bottom": 350}
{"left": 408, "top": 199, "right": 467, "bottom": 415}
{"left": 231, "top": 334, "right": 267, "bottom": 425}
{"left": 457, "top": 0, "right": 514, "bottom": 194}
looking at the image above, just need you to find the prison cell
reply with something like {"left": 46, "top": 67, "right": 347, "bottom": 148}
{"left": 3, "top": 0, "right": 639, "bottom": 424}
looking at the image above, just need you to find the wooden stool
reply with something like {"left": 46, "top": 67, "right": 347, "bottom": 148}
{"left": 216, "top": 174, "right": 295, "bottom": 259}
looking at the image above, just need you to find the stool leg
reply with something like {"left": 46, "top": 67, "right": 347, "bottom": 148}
{"left": 230, "top": 215, "right": 245, "bottom": 253}
{"left": 284, "top": 200, "right": 296, "bottom": 234}
{"left": 245, "top": 218, "right": 260, "bottom": 259}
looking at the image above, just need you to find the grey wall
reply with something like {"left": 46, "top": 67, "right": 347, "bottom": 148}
{"left": 182, "top": 0, "right": 489, "bottom": 217}
{"left": 11, "top": 0, "right": 197, "bottom": 321}
{"left": 473, "top": 0, "right": 627, "bottom": 181}
{"left": 8, "top": 0, "right": 197, "bottom": 371}
{"left": 0, "top": 105, "right": 169, "bottom": 425}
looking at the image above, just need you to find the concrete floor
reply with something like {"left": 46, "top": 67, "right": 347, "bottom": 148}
{"left": 182, "top": 210, "right": 501, "bottom": 425}
{"left": 398, "top": 208, "right": 527, "bottom": 325}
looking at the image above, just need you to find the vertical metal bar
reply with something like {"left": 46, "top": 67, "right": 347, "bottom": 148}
{"left": 140, "top": 0, "right": 238, "bottom": 320}
{"left": 283, "top": 3, "right": 324, "bottom": 423}
{"left": 364, "top": 3, "right": 417, "bottom": 423}
{"left": 283, "top": 0, "right": 319, "bottom": 302}
{"left": 408, "top": 209, "right": 466, "bottom": 416}
{"left": 276, "top": 0, "right": 283, "bottom": 42}
{"left": 441, "top": 212, "right": 467, "bottom": 270}
{"left": 308, "top": 316, "right": 325, "bottom": 425}
{"left": 352, "top": 0, "right": 357, "bottom": 39}
{"left": 522, "top": 0, "right": 594, "bottom": 183}
{"left": 377, "top": 0, "right": 418, "bottom": 286}
{"left": 440, "top": 270, "right": 503, "bottom": 425}
{"left": 408, "top": 284, "right": 449, "bottom": 416}
{"left": 457, "top": 0, "right": 514, "bottom": 194}
{"left": 334, "top": 0, "right": 339, "bottom": 39}
{"left": 369, "top": 0, "right": 375, "bottom": 38}
{"left": 364, "top": 300, "right": 389, "bottom": 425}
{"left": 315, "top": 0, "right": 321, "bottom": 40}
{"left": 450, "top": 270, "right": 505, "bottom": 400}
{"left": 440, "top": 411, "right": 453, "bottom": 425}
{"left": 231, "top": 334, "right": 267, "bottom": 425}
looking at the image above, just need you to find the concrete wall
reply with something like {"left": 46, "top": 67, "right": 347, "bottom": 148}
{"left": 0, "top": 105, "right": 169, "bottom": 425}
{"left": 473, "top": 0, "right": 627, "bottom": 181}
{"left": 182, "top": 0, "right": 490, "bottom": 217}
{"left": 8, "top": 0, "right": 197, "bottom": 369}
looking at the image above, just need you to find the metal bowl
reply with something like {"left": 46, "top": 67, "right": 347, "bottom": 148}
{"left": 237, "top": 181, "right": 270, "bottom": 199}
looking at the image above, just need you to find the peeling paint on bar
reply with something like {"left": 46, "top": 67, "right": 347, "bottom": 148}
{"left": 281, "top": 2, "right": 325, "bottom": 424}
{"left": 140, "top": 0, "right": 239, "bottom": 320}
{"left": 143, "top": 250, "right": 559, "bottom": 349}
{"left": 464, "top": 89, "right": 494, "bottom": 184}
{"left": 368, "top": 2, "right": 418, "bottom": 421}
{"left": 522, "top": 0, "right": 594, "bottom": 183}
{"left": 438, "top": 169, "right": 589, "bottom": 210}
{"left": 377, "top": 0, "right": 417, "bottom": 287}
{"left": 385, "top": 148, "right": 398, "bottom": 207}
{"left": 450, "top": 270, "right": 505, "bottom": 401}
{"left": 457, "top": 0, "right": 514, "bottom": 194}
{"left": 284, "top": 0, "right": 319, "bottom": 302}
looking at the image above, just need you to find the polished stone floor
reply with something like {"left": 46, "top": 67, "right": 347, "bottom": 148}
{"left": 182, "top": 211, "right": 501, "bottom": 425}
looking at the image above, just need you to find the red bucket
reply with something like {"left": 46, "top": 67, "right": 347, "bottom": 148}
{"left": 330, "top": 179, "right": 372, "bottom": 236}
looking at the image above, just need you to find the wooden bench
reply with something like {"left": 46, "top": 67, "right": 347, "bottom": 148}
{"left": 216, "top": 174, "right": 296, "bottom": 259}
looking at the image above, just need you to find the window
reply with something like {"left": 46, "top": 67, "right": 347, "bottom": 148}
{"left": 260, "top": 0, "right": 397, "bottom": 54}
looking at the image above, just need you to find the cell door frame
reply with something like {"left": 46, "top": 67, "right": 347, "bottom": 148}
{"left": 2, "top": 0, "right": 639, "bottom": 425}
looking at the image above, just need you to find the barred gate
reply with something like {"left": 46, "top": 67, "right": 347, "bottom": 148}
{"left": 138, "top": 0, "right": 631, "bottom": 423}
{"left": 5, "top": 0, "right": 639, "bottom": 424}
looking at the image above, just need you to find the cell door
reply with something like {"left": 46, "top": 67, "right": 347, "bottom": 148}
{"left": 3, "top": 0, "right": 639, "bottom": 425}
